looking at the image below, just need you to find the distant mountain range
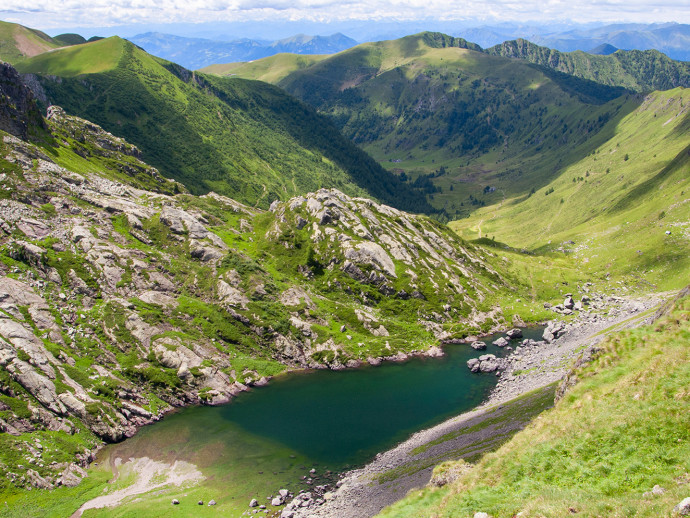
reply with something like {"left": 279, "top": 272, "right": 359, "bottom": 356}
{"left": 528, "top": 22, "right": 690, "bottom": 62}
{"left": 127, "top": 32, "right": 358, "bottom": 69}
{"left": 44, "top": 20, "right": 690, "bottom": 63}
{"left": 125, "top": 22, "right": 690, "bottom": 70}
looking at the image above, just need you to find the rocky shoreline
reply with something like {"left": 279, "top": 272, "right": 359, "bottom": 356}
{"left": 278, "top": 291, "right": 668, "bottom": 518}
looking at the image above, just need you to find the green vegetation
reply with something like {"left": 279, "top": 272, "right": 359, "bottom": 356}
{"left": 0, "top": 21, "right": 60, "bottom": 63}
{"left": 15, "top": 37, "right": 432, "bottom": 213}
{"left": 199, "top": 53, "right": 328, "bottom": 83}
{"left": 452, "top": 88, "right": 690, "bottom": 291}
{"left": 379, "top": 292, "right": 690, "bottom": 518}
{"left": 3, "top": 24, "right": 689, "bottom": 518}
{"left": 487, "top": 39, "right": 690, "bottom": 92}
{"left": 216, "top": 32, "right": 637, "bottom": 218}
{"left": 16, "top": 36, "right": 124, "bottom": 76}
{"left": 52, "top": 33, "right": 87, "bottom": 46}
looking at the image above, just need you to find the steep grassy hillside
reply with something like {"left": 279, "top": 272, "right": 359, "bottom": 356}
{"left": 254, "top": 32, "right": 630, "bottom": 217}
{"left": 199, "top": 53, "right": 328, "bottom": 83}
{"left": 15, "top": 36, "right": 431, "bottom": 212}
{"left": 16, "top": 36, "right": 125, "bottom": 76}
{"left": 379, "top": 290, "right": 690, "bottom": 518}
{"left": 0, "top": 21, "right": 60, "bottom": 63}
{"left": 452, "top": 88, "right": 690, "bottom": 291}
{"left": 487, "top": 39, "right": 690, "bottom": 92}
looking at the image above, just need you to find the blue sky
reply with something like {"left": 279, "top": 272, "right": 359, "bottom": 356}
{"left": 2, "top": 0, "right": 687, "bottom": 31}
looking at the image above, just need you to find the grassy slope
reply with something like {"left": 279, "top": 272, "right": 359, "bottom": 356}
{"left": 230, "top": 32, "right": 631, "bottom": 217}
{"left": 452, "top": 88, "right": 690, "bottom": 291}
{"left": 199, "top": 53, "right": 328, "bottom": 83}
{"left": 0, "top": 21, "right": 60, "bottom": 63}
{"left": 16, "top": 37, "right": 124, "bottom": 76}
{"left": 486, "top": 39, "right": 690, "bottom": 92}
{"left": 379, "top": 291, "right": 690, "bottom": 518}
{"left": 15, "top": 37, "right": 431, "bottom": 213}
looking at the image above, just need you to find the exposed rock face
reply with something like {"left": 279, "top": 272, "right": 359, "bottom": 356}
{"left": 269, "top": 188, "right": 505, "bottom": 316}
{"left": 543, "top": 321, "right": 566, "bottom": 343}
{"left": 0, "top": 63, "right": 45, "bottom": 140}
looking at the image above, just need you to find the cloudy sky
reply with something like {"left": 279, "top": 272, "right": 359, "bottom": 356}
{"left": 2, "top": 0, "right": 687, "bottom": 31}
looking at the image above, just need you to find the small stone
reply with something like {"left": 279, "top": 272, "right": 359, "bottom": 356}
{"left": 271, "top": 497, "right": 284, "bottom": 506}
{"left": 674, "top": 497, "right": 690, "bottom": 515}
{"left": 492, "top": 337, "right": 509, "bottom": 347}
{"left": 208, "top": 499, "right": 216, "bottom": 506}
{"left": 250, "top": 498, "right": 258, "bottom": 507}
{"left": 652, "top": 484, "right": 665, "bottom": 496}
{"left": 506, "top": 328, "right": 523, "bottom": 339}
{"left": 198, "top": 500, "right": 203, "bottom": 505}
{"left": 279, "top": 489, "right": 289, "bottom": 498}
{"left": 172, "top": 499, "right": 180, "bottom": 505}
{"left": 470, "top": 341, "right": 486, "bottom": 350}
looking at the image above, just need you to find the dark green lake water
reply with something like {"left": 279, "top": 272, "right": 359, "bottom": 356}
{"left": 99, "top": 328, "right": 543, "bottom": 512}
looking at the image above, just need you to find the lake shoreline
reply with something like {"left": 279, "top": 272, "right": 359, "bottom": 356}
{"left": 283, "top": 291, "right": 668, "bottom": 518}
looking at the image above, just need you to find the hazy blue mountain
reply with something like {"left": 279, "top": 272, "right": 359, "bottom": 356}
{"left": 269, "top": 33, "right": 358, "bottom": 55}
{"left": 588, "top": 43, "right": 618, "bottom": 55}
{"left": 127, "top": 32, "right": 357, "bottom": 69}
{"left": 532, "top": 23, "right": 690, "bottom": 61}
{"left": 51, "top": 20, "right": 690, "bottom": 62}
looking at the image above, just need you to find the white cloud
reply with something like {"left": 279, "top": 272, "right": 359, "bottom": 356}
{"left": 3, "top": 0, "right": 688, "bottom": 28}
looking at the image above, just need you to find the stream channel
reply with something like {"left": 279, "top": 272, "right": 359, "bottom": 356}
{"left": 94, "top": 327, "right": 544, "bottom": 515}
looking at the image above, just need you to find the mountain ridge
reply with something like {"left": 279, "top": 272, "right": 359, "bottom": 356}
{"left": 239, "top": 32, "right": 635, "bottom": 216}
{"left": 14, "top": 36, "right": 433, "bottom": 213}
{"left": 486, "top": 38, "right": 690, "bottom": 92}
{"left": 0, "top": 21, "right": 61, "bottom": 63}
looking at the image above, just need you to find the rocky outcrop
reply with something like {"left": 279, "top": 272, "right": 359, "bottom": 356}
{"left": 269, "top": 188, "right": 506, "bottom": 319}
{"left": 0, "top": 63, "right": 45, "bottom": 140}
{"left": 467, "top": 354, "right": 503, "bottom": 373}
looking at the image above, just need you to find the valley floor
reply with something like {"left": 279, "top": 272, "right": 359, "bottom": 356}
{"left": 287, "top": 291, "right": 668, "bottom": 518}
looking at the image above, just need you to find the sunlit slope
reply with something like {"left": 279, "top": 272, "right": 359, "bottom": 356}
{"left": 199, "top": 53, "right": 328, "bottom": 83}
{"left": 0, "top": 20, "right": 60, "bottom": 63}
{"left": 452, "top": 88, "right": 690, "bottom": 290}
{"left": 17, "top": 36, "right": 125, "bottom": 76}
